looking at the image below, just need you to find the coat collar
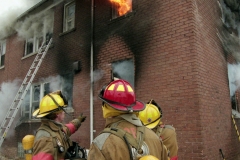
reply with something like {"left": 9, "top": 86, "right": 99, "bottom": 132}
{"left": 41, "top": 119, "right": 63, "bottom": 132}
{"left": 105, "top": 114, "right": 143, "bottom": 127}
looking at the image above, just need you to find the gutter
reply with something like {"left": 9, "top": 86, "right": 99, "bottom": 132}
{"left": 90, "top": 0, "right": 95, "bottom": 143}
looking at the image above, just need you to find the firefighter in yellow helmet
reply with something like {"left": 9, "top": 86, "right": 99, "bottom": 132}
{"left": 138, "top": 100, "right": 178, "bottom": 160}
{"left": 139, "top": 155, "right": 159, "bottom": 160}
{"left": 31, "top": 90, "right": 87, "bottom": 160}
{"left": 87, "top": 79, "right": 168, "bottom": 160}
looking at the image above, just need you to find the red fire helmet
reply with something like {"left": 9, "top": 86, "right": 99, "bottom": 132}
{"left": 99, "top": 79, "right": 145, "bottom": 112}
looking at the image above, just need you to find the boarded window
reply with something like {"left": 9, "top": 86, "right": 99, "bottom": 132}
{"left": 112, "top": 59, "right": 134, "bottom": 87}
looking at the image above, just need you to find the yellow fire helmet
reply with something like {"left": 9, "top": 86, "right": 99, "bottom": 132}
{"left": 32, "top": 90, "right": 68, "bottom": 118}
{"left": 138, "top": 103, "right": 161, "bottom": 129}
{"left": 139, "top": 155, "right": 159, "bottom": 160}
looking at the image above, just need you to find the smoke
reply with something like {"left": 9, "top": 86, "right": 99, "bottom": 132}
{"left": 218, "top": 29, "right": 240, "bottom": 61}
{"left": 112, "top": 60, "right": 134, "bottom": 86}
{"left": 227, "top": 63, "right": 240, "bottom": 96}
{"left": 40, "top": 75, "right": 74, "bottom": 107}
{"left": 219, "top": 0, "right": 239, "bottom": 30}
{"left": 15, "top": 9, "right": 54, "bottom": 40}
{"left": 0, "top": 0, "right": 45, "bottom": 40}
{"left": 0, "top": 79, "right": 21, "bottom": 138}
{"left": 218, "top": 0, "right": 240, "bottom": 62}
{"left": 40, "top": 75, "right": 62, "bottom": 92}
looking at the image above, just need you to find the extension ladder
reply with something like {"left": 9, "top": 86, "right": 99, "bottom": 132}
{"left": 0, "top": 38, "right": 53, "bottom": 147}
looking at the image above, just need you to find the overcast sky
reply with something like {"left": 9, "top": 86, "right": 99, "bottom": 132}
{"left": 0, "top": 0, "right": 41, "bottom": 16}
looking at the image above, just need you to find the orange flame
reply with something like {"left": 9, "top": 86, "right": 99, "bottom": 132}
{"left": 110, "top": 0, "right": 132, "bottom": 16}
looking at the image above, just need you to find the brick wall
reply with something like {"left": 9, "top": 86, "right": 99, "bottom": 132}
{"left": 1, "top": 0, "right": 240, "bottom": 159}
{"left": 94, "top": 0, "right": 240, "bottom": 159}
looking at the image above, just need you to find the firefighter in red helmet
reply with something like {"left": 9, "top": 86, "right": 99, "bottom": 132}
{"left": 87, "top": 79, "right": 168, "bottom": 160}
{"left": 138, "top": 100, "right": 178, "bottom": 160}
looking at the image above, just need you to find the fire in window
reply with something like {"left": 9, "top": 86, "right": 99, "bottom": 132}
{"left": 110, "top": 0, "right": 132, "bottom": 19}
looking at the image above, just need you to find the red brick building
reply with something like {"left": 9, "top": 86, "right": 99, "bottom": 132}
{"left": 0, "top": 0, "right": 240, "bottom": 159}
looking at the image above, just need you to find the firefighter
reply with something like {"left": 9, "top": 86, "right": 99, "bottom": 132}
{"left": 138, "top": 100, "right": 178, "bottom": 160}
{"left": 31, "top": 90, "right": 87, "bottom": 160}
{"left": 87, "top": 79, "right": 168, "bottom": 160}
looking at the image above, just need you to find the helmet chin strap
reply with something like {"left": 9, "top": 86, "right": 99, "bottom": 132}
{"left": 47, "top": 94, "right": 71, "bottom": 117}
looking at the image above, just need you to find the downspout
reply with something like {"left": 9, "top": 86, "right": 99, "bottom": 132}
{"left": 90, "top": 0, "right": 94, "bottom": 143}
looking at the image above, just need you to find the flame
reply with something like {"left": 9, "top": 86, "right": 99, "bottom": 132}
{"left": 110, "top": 0, "right": 132, "bottom": 16}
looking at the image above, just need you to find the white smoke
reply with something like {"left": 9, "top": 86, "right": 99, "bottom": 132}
{"left": 112, "top": 60, "right": 134, "bottom": 86}
{"left": 0, "top": 0, "right": 43, "bottom": 40}
{"left": 219, "top": 0, "right": 239, "bottom": 29}
{"left": 0, "top": 79, "right": 21, "bottom": 138}
{"left": 228, "top": 63, "right": 240, "bottom": 96}
{"left": 40, "top": 75, "right": 62, "bottom": 92}
{"left": 15, "top": 9, "right": 54, "bottom": 40}
{"left": 0, "top": 79, "right": 21, "bottom": 122}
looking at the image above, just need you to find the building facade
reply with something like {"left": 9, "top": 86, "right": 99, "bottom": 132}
{"left": 0, "top": 0, "right": 240, "bottom": 159}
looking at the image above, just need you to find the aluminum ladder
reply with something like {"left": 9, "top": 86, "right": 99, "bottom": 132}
{"left": 0, "top": 38, "right": 53, "bottom": 147}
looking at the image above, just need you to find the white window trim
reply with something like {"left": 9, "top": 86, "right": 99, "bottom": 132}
{"left": 24, "top": 36, "right": 45, "bottom": 56}
{"left": 63, "top": 1, "right": 75, "bottom": 32}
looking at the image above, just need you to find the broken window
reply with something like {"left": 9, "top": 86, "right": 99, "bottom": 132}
{"left": 231, "top": 93, "right": 239, "bottom": 111}
{"left": 0, "top": 40, "right": 6, "bottom": 67}
{"left": 25, "top": 38, "right": 34, "bottom": 55}
{"left": 111, "top": 0, "right": 132, "bottom": 19}
{"left": 111, "top": 59, "right": 134, "bottom": 87}
{"left": 24, "top": 33, "right": 52, "bottom": 56}
{"left": 63, "top": 1, "right": 75, "bottom": 32}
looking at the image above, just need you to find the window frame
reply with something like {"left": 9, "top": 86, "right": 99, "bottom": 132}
{"left": 63, "top": 1, "right": 76, "bottom": 32}
{"left": 24, "top": 34, "right": 51, "bottom": 57}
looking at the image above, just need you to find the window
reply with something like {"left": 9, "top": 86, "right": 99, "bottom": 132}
{"left": 0, "top": 40, "right": 6, "bottom": 67}
{"left": 21, "top": 83, "right": 50, "bottom": 119}
{"left": 21, "top": 75, "right": 73, "bottom": 119}
{"left": 63, "top": 1, "right": 75, "bottom": 32}
{"left": 111, "top": 0, "right": 132, "bottom": 19}
{"left": 111, "top": 59, "right": 134, "bottom": 87}
{"left": 24, "top": 34, "right": 52, "bottom": 56}
{"left": 17, "top": 142, "right": 24, "bottom": 158}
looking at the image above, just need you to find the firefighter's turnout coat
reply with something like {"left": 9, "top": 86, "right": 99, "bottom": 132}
{"left": 154, "top": 125, "right": 178, "bottom": 160}
{"left": 32, "top": 118, "right": 81, "bottom": 160}
{"left": 87, "top": 114, "right": 168, "bottom": 160}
